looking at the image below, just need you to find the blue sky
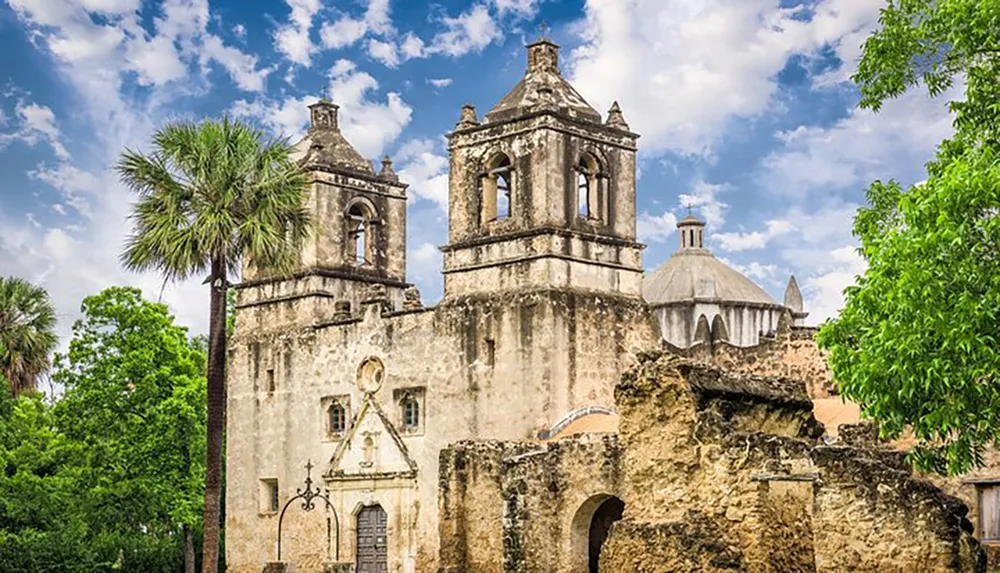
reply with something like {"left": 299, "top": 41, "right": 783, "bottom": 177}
{"left": 0, "top": 0, "right": 957, "bottom": 343}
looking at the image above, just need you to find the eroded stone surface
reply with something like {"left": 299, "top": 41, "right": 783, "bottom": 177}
{"left": 437, "top": 353, "right": 987, "bottom": 573}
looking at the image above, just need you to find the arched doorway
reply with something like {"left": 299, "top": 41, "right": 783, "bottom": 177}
{"left": 356, "top": 504, "right": 387, "bottom": 573}
{"left": 588, "top": 497, "right": 624, "bottom": 573}
{"left": 570, "top": 494, "right": 625, "bottom": 573}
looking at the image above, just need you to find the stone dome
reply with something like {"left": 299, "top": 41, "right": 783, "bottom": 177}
{"left": 642, "top": 249, "right": 780, "bottom": 307}
{"left": 642, "top": 213, "right": 781, "bottom": 308}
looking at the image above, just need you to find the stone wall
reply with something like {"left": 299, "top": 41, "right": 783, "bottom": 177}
{"left": 438, "top": 434, "right": 623, "bottom": 573}
{"left": 436, "top": 352, "right": 987, "bottom": 573}
{"left": 681, "top": 325, "right": 836, "bottom": 399}
{"left": 607, "top": 352, "right": 985, "bottom": 573}
{"left": 226, "top": 288, "right": 657, "bottom": 573}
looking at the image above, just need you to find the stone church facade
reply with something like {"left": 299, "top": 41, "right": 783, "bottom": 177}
{"left": 225, "top": 38, "right": 989, "bottom": 573}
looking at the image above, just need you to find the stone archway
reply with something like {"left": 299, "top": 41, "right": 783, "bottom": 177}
{"left": 570, "top": 494, "right": 625, "bottom": 573}
{"left": 588, "top": 497, "right": 624, "bottom": 573}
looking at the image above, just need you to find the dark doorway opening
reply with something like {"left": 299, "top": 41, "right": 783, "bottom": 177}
{"left": 588, "top": 496, "right": 624, "bottom": 573}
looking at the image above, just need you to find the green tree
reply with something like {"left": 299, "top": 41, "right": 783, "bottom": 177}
{"left": 817, "top": 0, "right": 1000, "bottom": 474}
{"left": 0, "top": 277, "right": 57, "bottom": 397}
{"left": 53, "top": 287, "right": 207, "bottom": 572}
{"left": 117, "top": 117, "right": 311, "bottom": 572}
{"left": 0, "top": 375, "right": 99, "bottom": 573}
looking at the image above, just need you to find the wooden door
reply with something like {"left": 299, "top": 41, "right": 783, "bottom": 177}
{"left": 356, "top": 505, "right": 388, "bottom": 573}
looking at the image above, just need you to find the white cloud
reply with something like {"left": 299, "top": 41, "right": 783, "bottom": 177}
{"left": 715, "top": 219, "right": 795, "bottom": 252}
{"left": 320, "top": 16, "right": 368, "bottom": 49}
{"left": 232, "top": 23, "right": 246, "bottom": 38}
{"left": 367, "top": 38, "right": 399, "bottom": 67}
{"left": 0, "top": 101, "right": 70, "bottom": 160}
{"left": 427, "top": 78, "right": 453, "bottom": 89}
{"left": 678, "top": 180, "right": 728, "bottom": 228}
{"left": 230, "top": 96, "right": 314, "bottom": 141}
{"left": 717, "top": 257, "right": 783, "bottom": 286}
{"left": 273, "top": 0, "right": 321, "bottom": 67}
{"left": 427, "top": 4, "right": 502, "bottom": 57}
{"left": 801, "top": 246, "right": 865, "bottom": 324}
{"left": 636, "top": 211, "right": 678, "bottom": 244}
{"left": 231, "top": 60, "right": 412, "bottom": 161}
{"left": 28, "top": 163, "right": 102, "bottom": 217}
{"left": 396, "top": 138, "right": 449, "bottom": 210}
{"left": 491, "top": 0, "right": 539, "bottom": 18}
{"left": 10, "top": 0, "right": 271, "bottom": 93}
{"left": 124, "top": 33, "right": 187, "bottom": 85}
{"left": 200, "top": 35, "right": 271, "bottom": 92}
{"left": 762, "top": 86, "right": 956, "bottom": 198}
{"left": 411, "top": 242, "right": 440, "bottom": 266}
{"left": 328, "top": 60, "right": 412, "bottom": 158}
{"left": 567, "top": 0, "right": 884, "bottom": 155}
{"left": 399, "top": 32, "right": 425, "bottom": 59}
{"left": 319, "top": 0, "right": 393, "bottom": 50}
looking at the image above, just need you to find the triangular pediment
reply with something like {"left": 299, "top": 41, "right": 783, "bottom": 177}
{"left": 325, "top": 394, "right": 417, "bottom": 481}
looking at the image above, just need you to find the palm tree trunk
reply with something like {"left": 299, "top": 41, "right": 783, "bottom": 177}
{"left": 202, "top": 256, "right": 228, "bottom": 573}
{"left": 184, "top": 525, "right": 196, "bottom": 573}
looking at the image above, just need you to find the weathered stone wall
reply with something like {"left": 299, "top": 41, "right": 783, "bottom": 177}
{"left": 438, "top": 353, "right": 986, "bottom": 573}
{"left": 604, "top": 352, "right": 985, "bottom": 573}
{"left": 811, "top": 447, "right": 985, "bottom": 573}
{"left": 438, "top": 434, "right": 623, "bottom": 573}
{"left": 682, "top": 325, "right": 835, "bottom": 399}
{"left": 226, "top": 288, "right": 657, "bottom": 573}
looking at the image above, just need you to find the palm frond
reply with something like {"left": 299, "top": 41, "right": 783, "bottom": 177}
{"left": 119, "top": 116, "right": 313, "bottom": 284}
{"left": 0, "top": 276, "right": 58, "bottom": 395}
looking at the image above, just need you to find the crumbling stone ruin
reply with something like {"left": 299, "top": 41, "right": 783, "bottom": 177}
{"left": 438, "top": 353, "right": 987, "bottom": 573}
{"left": 225, "top": 32, "right": 996, "bottom": 573}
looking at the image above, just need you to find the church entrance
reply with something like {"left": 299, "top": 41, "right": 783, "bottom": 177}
{"left": 356, "top": 505, "right": 388, "bottom": 573}
{"left": 588, "top": 496, "right": 624, "bottom": 573}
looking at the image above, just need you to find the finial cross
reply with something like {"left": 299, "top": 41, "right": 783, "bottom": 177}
{"left": 539, "top": 21, "right": 551, "bottom": 38}
{"left": 685, "top": 202, "right": 694, "bottom": 216}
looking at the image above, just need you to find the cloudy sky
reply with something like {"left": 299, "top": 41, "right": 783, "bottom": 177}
{"left": 0, "top": 0, "right": 955, "bottom": 345}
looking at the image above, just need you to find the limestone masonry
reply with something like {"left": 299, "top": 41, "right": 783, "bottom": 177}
{"left": 226, "top": 37, "right": 992, "bottom": 573}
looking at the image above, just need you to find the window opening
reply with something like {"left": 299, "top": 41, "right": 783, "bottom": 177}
{"left": 347, "top": 203, "right": 376, "bottom": 267}
{"left": 493, "top": 157, "right": 512, "bottom": 220}
{"left": 485, "top": 339, "right": 496, "bottom": 367}
{"left": 402, "top": 395, "right": 420, "bottom": 429}
{"left": 329, "top": 401, "right": 346, "bottom": 434}
{"left": 577, "top": 154, "right": 603, "bottom": 222}
{"left": 266, "top": 368, "right": 275, "bottom": 393}
{"left": 578, "top": 171, "right": 590, "bottom": 217}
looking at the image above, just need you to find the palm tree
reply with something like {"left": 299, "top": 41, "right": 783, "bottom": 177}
{"left": 0, "top": 277, "right": 57, "bottom": 397}
{"left": 117, "top": 117, "right": 311, "bottom": 573}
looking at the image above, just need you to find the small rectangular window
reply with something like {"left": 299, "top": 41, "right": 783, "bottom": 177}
{"left": 485, "top": 339, "right": 496, "bottom": 367}
{"left": 979, "top": 485, "right": 1000, "bottom": 541}
{"left": 260, "top": 478, "right": 279, "bottom": 514}
{"left": 266, "top": 368, "right": 275, "bottom": 393}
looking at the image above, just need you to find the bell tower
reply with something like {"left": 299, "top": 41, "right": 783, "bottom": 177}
{"left": 441, "top": 38, "right": 644, "bottom": 299}
{"left": 237, "top": 99, "right": 415, "bottom": 329}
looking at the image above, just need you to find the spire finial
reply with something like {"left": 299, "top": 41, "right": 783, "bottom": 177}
{"left": 539, "top": 21, "right": 551, "bottom": 39}
{"left": 606, "top": 101, "right": 629, "bottom": 130}
{"left": 456, "top": 103, "right": 480, "bottom": 130}
{"left": 379, "top": 155, "right": 398, "bottom": 181}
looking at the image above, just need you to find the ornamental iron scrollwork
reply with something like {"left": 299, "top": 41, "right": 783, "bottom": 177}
{"left": 276, "top": 460, "right": 340, "bottom": 562}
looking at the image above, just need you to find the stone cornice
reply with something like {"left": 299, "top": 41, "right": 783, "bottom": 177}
{"left": 440, "top": 225, "right": 645, "bottom": 253}
{"left": 447, "top": 109, "right": 639, "bottom": 151}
